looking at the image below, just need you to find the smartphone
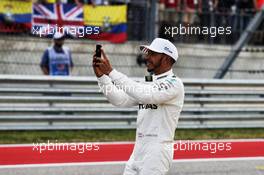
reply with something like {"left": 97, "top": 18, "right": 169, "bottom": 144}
{"left": 95, "top": 44, "right": 102, "bottom": 58}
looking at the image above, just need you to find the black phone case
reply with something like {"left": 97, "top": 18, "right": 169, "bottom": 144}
{"left": 96, "top": 44, "right": 102, "bottom": 58}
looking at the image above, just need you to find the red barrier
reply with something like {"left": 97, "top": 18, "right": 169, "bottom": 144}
{"left": 0, "top": 140, "right": 263, "bottom": 165}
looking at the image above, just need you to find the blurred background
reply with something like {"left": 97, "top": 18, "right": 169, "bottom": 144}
{"left": 0, "top": 0, "right": 263, "bottom": 79}
{"left": 0, "top": 1, "right": 264, "bottom": 174}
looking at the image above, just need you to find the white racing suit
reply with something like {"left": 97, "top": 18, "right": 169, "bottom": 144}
{"left": 97, "top": 69, "right": 184, "bottom": 175}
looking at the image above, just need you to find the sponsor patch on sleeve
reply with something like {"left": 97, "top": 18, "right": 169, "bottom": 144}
{"left": 155, "top": 78, "right": 177, "bottom": 91}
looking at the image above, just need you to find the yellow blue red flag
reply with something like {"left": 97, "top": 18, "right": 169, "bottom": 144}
{"left": 0, "top": 0, "right": 32, "bottom": 32}
{"left": 0, "top": 0, "right": 32, "bottom": 23}
{"left": 84, "top": 5, "right": 127, "bottom": 43}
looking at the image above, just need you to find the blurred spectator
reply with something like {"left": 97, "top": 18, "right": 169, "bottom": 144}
{"left": 183, "top": 0, "right": 199, "bottom": 25}
{"left": 198, "top": 0, "right": 217, "bottom": 42}
{"left": 40, "top": 32, "right": 74, "bottom": 76}
{"left": 225, "top": 0, "right": 255, "bottom": 43}
{"left": 256, "top": 0, "right": 264, "bottom": 10}
{"left": 199, "top": 0, "right": 217, "bottom": 27}
{"left": 127, "top": 0, "right": 146, "bottom": 40}
{"left": 162, "top": 0, "right": 181, "bottom": 10}
{"left": 159, "top": 0, "right": 181, "bottom": 22}
{"left": 236, "top": 0, "right": 255, "bottom": 30}
{"left": 215, "top": 0, "right": 235, "bottom": 27}
{"left": 214, "top": 0, "right": 235, "bottom": 43}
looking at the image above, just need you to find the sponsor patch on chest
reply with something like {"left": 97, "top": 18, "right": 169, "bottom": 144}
{"left": 138, "top": 104, "right": 158, "bottom": 110}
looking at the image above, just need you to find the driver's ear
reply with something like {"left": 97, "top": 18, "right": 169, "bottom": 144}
{"left": 161, "top": 54, "right": 168, "bottom": 64}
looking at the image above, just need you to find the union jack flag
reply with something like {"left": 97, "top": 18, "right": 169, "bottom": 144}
{"left": 32, "top": 3, "right": 84, "bottom": 37}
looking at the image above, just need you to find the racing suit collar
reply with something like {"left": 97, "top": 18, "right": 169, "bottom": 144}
{"left": 153, "top": 69, "right": 174, "bottom": 80}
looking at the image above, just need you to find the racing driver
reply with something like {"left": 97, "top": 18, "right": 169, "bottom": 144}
{"left": 92, "top": 38, "right": 185, "bottom": 175}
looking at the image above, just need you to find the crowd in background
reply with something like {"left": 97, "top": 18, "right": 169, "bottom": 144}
{"left": 159, "top": 0, "right": 264, "bottom": 24}
{"left": 158, "top": 0, "right": 264, "bottom": 44}
{"left": 34, "top": 0, "right": 264, "bottom": 44}
{"left": 2, "top": 0, "right": 264, "bottom": 44}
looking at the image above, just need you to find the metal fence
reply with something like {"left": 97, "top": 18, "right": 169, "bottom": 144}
{"left": 0, "top": 75, "right": 264, "bottom": 130}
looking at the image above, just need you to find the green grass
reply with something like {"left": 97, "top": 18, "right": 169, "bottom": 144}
{"left": 0, "top": 128, "right": 263, "bottom": 144}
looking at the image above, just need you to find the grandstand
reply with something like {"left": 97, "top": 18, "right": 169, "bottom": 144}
{"left": 0, "top": 36, "right": 264, "bottom": 79}
{"left": 0, "top": 0, "right": 264, "bottom": 175}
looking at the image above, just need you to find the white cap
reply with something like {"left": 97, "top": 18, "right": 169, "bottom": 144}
{"left": 53, "top": 32, "right": 64, "bottom": 39}
{"left": 140, "top": 38, "right": 178, "bottom": 62}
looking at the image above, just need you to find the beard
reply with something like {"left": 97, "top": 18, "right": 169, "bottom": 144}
{"left": 146, "top": 61, "right": 161, "bottom": 74}
{"left": 146, "top": 61, "right": 154, "bottom": 73}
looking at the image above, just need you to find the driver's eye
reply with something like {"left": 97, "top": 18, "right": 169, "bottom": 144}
{"left": 148, "top": 51, "right": 155, "bottom": 56}
{"left": 144, "top": 50, "right": 158, "bottom": 57}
